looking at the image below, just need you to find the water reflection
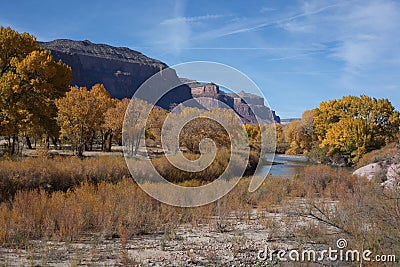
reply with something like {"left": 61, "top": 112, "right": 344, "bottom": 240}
{"left": 261, "top": 153, "right": 310, "bottom": 177}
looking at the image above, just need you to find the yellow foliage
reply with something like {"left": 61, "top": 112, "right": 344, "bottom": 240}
{"left": 0, "top": 27, "right": 72, "bottom": 155}
{"left": 284, "top": 110, "right": 317, "bottom": 155}
{"left": 55, "top": 84, "right": 112, "bottom": 156}
{"left": 315, "top": 95, "right": 400, "bottom": 162}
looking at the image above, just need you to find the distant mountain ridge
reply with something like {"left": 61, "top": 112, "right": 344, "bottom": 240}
{"left": 39, "top": 39, "right": 191, "bottom": 109}
{"left": 40, "top": 39, "right": 280, "bottom": 123}
{"left": 185, "top": 80, "right": 280, "bottom": 123}
{"left": 40, "top": 39, "right": 166, "bottom": 66}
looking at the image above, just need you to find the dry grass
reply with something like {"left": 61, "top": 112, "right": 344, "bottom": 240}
{"left": 151, "top": 150, "right": 230, "bottom": 184}
{"left": 0, "top": 156, "right": 130, "bottom": 202}
{"left": 356, "top": 142, "right": 399, "bottom": 168}
{"left": 291, "top": 165, "right": 358, "bottom": 199}
{"left": 0, "top": 149, "right": 260, "bottom": 201}
{"left": 133, "top": 149, "right": 259, "bottom": 184}
{"left": 0, "top": 179, "right": 199, "bottom": 245}
{"left": 0, "top": 177, "right": 260, "bottom": 246}
{"left": 0, "top": 156, "right": 398, "bottom": 263}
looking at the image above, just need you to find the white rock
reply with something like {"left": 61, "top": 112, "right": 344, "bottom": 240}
{"left": 381, "top": 164, "right": 400, "bottom": 189}
{"left": 353, "top": 162, "right": 384, "bottom": 180}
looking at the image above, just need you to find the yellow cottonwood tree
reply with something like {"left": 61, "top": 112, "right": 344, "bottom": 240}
{"left": 103, "top": 98, "right": 130, "bottom": 151}
{"left": 55, "top": 84, "right": 112, "bottom": 157}
{"left": 145, "top": 106, "right": 169, "bottom": 144}
{"left": 284, "top": 110, "right": 317, "bottom": 155}
{"left": 0, "top": 27, "right": 72, "bottom": 154}
{"left": 314, "top": 95, "right": 400, "bottom": 162}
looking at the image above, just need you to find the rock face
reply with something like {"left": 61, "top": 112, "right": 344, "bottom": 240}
{"left": 39, "top": 39, "right": 192, "bottom": 109}
{"left": 188, "top": 82, "right": 280, "bottom": 124}
{"left": 39, "top": 39, "right": 280, "bottom": 119}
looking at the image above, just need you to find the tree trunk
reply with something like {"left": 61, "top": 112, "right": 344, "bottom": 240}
{"left": 134, "top": 129, "right": 144, "bottom": 155}
{"left": 52, "top": 137, "right": 58, "bottom": 150}
{"left": 11, "top": 134, "right": 16, "bottom": 155}
{"left": 16, "top": 135, "right": 20, "bottom": 155}
{"left": 77, "top": 144, "right": 84, "bottom": 158}
{"left": 26, "top": 136, "right": 32, "bottom": 149}
{"left": 90, "top": 130, "right": 96, "bottom": 151}
{"left": 107, "top": 133, "right": 113, "bottom": 152}
{"left": 101, "top": 131, "right": 106, "bottom": 151}
{"left": 102, "top": 131, "right": 110, "bottom": 152}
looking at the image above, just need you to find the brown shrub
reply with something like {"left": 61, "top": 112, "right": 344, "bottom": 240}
{"left": 291, "top": 165, "right": 357, "bottom": 199}
{"left": 0, "top": 156, "right": 130, "bottom": 201}
{"left": 151, "top": 149, "right": 260, "bottom": 184}
{"left": 356, "top": 142, "right": 399, "bottom": 168}
{"left": 0, "top": 178, "right": 257, "bottom": 245}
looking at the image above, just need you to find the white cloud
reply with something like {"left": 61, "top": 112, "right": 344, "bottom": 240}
{"left": 156, "top": 0, "right": 190, "bottom": 53}
{"left": 154, "top": 2, "right": 229, "bottom": 53}
{"left": 161, "top": 14, "right": 227, "bottom": 25}
{"left": 193, "top": 2, "right": 340, "bottom": 39}
{"left": 260, "top": 7, "right": 277, "bottom": 13}
{"left": 265, "top": 0, "right": 400, "bottom": 72}
{"left": 280, "top": 21, "right": 315, "bottom": 32}
{"left": 330, "top": 0, "right": 400, "bottom": 71}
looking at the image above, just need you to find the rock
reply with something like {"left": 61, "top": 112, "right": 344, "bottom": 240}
{"left": 39, "top": 39, "right": 192, "bottom": 110}
{"left": 381, "top": 163, "right": 400, "bottom": 189}
{"left": 353, "top": 160, "right": 400, "bottom": 189}
{"left": 40, "top": 39, "right": 281, "bottom": 118}
{"left": 352, "top": 162, "right": 385, "bottom": 180}
{"left": 188, "top": 82, "right": 280, "bottom": 124}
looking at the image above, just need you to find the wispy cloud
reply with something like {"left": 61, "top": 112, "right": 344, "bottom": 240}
{"left": 274, "top": 0, "right": 400, "bottom": 72}
{"left": 143, "top": 46, "right": 323, "bottom": 51}
{"left": 213, "top": 2, "right": 341, "bottom": 38}
{"left": 153, "top": 1, "right": 231, "bottom": 53}
{"left": 331, "top": 0, "right": 400, "bottom": 71}
{"left": 156, "top": 0, "right": 190, "bottom": 53}
{"left": 260, "top": 7, "right": 277, "bottom": 13}
{"left": 144, "top": 0, "right": 400, "bottom": 76}
{"left": 268, "top": 51, "right": 325, "bottom": 61}
{"left": 161, "top": 14, "right": 228, "bottom": 25}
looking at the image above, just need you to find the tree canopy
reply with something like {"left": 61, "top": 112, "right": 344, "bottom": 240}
{"left": 55, "top": 84, "right": 112, "bottom": 157}
{"left": 0, "top": 27, "right": 72, "bottom": 154}
{"left": 314, "top": 95, "right": 400, "bottom": 162}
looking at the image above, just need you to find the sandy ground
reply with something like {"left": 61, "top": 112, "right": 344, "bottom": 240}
{"left": 0, "top": 206, "right": 343, "bottom": 267}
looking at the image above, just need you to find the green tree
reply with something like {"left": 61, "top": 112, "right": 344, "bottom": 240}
{"left": 0, "top": 27, "right": 72, "bottom": 155}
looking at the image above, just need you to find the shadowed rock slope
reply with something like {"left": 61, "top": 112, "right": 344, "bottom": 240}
{"left": 39, "top": 39, "right": 192, "bottom": 109}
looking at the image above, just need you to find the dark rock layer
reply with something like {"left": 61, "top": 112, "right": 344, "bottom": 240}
{"left": 39, "top": 39, "right": 192, "bottom": 109}
{"left": 40, "top": 39, "right": 280, "bottom": 122}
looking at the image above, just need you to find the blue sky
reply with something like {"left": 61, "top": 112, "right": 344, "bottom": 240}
{"left": 1, "top": 0, "right": 399, "bottom": 118}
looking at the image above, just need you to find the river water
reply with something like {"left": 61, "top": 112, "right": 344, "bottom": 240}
{"left": 260, "top": 153, "right": 311, "bottom": 177}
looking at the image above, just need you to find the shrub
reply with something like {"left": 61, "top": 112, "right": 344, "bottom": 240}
{"left": 356, "top": 142, "right": 399, "bottom": 168}
{"left": 0, "top": 156, "right": 130, "bottom": 202}
{"left": 151, "top": 149, "right": 260, "bottom": 184}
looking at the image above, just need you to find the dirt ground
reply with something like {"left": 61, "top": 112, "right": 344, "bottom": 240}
{"left": 0, "top": 208, "right": 342, "bottom": 267}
